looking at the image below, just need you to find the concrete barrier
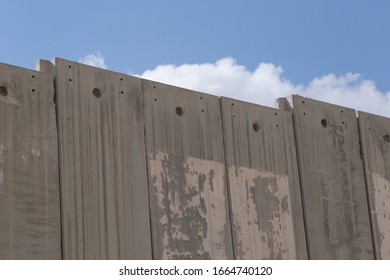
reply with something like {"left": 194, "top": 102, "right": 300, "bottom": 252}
{"left": 220, "top": 97, "right": 307, "bottom": 259}
{"left": 0, "top": 62, "right": 61, "bottom": 259}
{"left": 43, "top": 58, "right": 152, "bottom": 259}
{"left": 3, "top": 58, "right": 390, "bottom": 260}
{"left": 358, "top": 111, "right": 390, "bottom": 259}
{"left": 143, "top": 80, "right": 233, "bottom": 259}
{"left": 278, "top": 95, "right": 374, "bottom": 259}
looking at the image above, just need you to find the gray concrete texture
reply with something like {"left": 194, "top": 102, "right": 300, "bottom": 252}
{"left": 277, "top": 95, "right": 374, "bottom": 259}
{"left": 1, "top": 58, "right": 390, "bottom": 259}
{"left": 0, "top": 62, "right": 61, "bottom": 259}
{"left": 220, "top": 97, "right": 307, "bottom": 259}
{"left": 358, "top": 111, "right": 390, "bottom": 259}
{"left": 143, "top": 80, "right": 233, "bottom": 259}
{"left": 48, "top": 58, "right": 152, "bottom": 259}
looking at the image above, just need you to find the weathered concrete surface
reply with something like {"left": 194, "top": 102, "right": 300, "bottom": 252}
{"left": 358, "top": 111, "right": 390, "bottom": 259}
{"left": 0, "top": 62, "right": 61, "bottom": 259}
{"left": 49, "top": 58, "right": 151, "bottom": 259}
{"left": 277, "top": 95, "right": 374, "bottom": 259}
{"left": 220, "top": 97, "right": 307, "bottom": 259}
{"left": 143, "top": 80, "right": 233, "bottom": 259}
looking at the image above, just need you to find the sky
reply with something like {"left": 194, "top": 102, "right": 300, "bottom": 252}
{"left": 1, "top": 0, "right": 390, "bottom": 116}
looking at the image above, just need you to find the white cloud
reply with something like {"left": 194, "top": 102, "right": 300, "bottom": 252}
{"left": 79, "top": 52, "right": 107, "bottom": 69}
{"left": 139, "top": 57, "right": 390, "bottom": 117}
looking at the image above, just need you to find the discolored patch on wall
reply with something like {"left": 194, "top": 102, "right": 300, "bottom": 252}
{"left": 371, "top": 173, "right": 390, "bottom": 259}
{"left": 228, "top": 166, "right": 296, "bottom": 259}
{"left": 149, "top": 151, "right": 228, "bottom": 259}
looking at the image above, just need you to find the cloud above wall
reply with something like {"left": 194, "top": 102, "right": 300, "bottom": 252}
{"left": 78, "top": 52, "right": 107, "bottom": 69}
{"left": 140, "top": 57, "right": 390, "bottom": 117}
{"left": 79, "top": 53, "right": 390, "bottom": 117}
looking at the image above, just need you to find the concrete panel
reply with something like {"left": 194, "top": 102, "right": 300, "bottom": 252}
{"left": 358, "top": 111, "right": 390, "bottom": 259}
{"left": 143, "top": 80, "right": 233, "bottom": 259}
{"left": 220, "top": 97, "right": 307, "bottom": 259}
{"left": 0, "top": 62, "right": 60, "bottom": 259}
{"left": 277, "top": 95, "right": 373, "bottom": 259}
{"left": 49, "top": 58, "right": 151, "bottom": 259}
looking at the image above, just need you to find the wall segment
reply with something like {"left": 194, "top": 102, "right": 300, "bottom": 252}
{"left": 2, "top": 58, "right": 390, "bottom": 259}
{"left": 277, "top": 96, "right": 374, "bottom": 259}
{"left": 47, "top": 58, "right": 152, "bottom": 259}
{"left": 220, "top": 97, "right": 307, "bottom": 259}
{"left": 143, "top": 80, "right": 234, "bottom": 259}
{"left": 0, "top": 62, "right": 61, "bottom": 259}
{"left": 358, "top": 111, "right": 390, "bottom": 259}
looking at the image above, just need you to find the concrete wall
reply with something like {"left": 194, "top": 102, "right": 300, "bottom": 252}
{"left": 1, "top": 58, "right": 389, "bottom": 259}
{"left": 143, "top": 81, "right": 233, "bottom": 259}
{"left": 277, "top": 96, "right": 373, "bottom": 259}
{"left": 358, "top": 111, "right": 390, "bottom": 259}
{"left": 220, "top": 97, "right": 307, "bottom": 259}
{"left": 0, "top": 62, "right": 61, "bottom": 259}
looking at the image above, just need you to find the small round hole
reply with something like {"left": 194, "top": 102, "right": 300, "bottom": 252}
{"left": 341, "top": 110, "right": 344, "bottom": 113}
{"left": 233, "top": 115, "right": 236, "bottom": 118}
{"left": 68, "top": 65, "right": 72, "bottom": 68}
{"left": 275, "top": 112, "right": 278, "bottom": 116}
{"left": 69, "top": 78, "right": 72, "bottom": 82}
{"left": 154, "top": 98, "right": 157, "bottom": 101}
{"left": 302, "top": 101, "right": 305, "bottom": 104}
{"left": 321, "top": 119, "right": 328, "bottom": 128}
{"left": 276, "top": 124, "right": 279, "bottom": 128}
{"left": 342, "top": 121, "right": 345, "bottom": 124}
{"left": 253, "top": 123, "right": 260, "bottom": 132}
{"left": 201, "top": 109, "right": 204, "bottom": 112}
{"left": 153, "top": 86, "right": 156, "bottom": 89}
{"left": 120, "top": 78, "right": 123, "bottom": 81}
{"left": 200, "top": 96, "right": 203, "bottom": 100}
{"left": 121, "top": 91, "right": 124, "bottom": 94}
{"left": 0, "top": 86, "right": 8, "bottom": 97}
{"left": 92, "top": 88, "right": 102, "bottom": 98}
{"left": 303, "top": 112, "right": 306, "bottom": 115}
{"left": 32, "top": 88, "right": 35, "bottom": 92}
{"left": 231, "top": 103, "right": 234, "bottom": 106}
{"left": 32, "top": 75, "right": 35, "bottom": 79}
{"left": 384, "top": 134, "right": 390, "bottom": 143}
{"left": 175, "top": 106, "right": 184, "bottom": 116}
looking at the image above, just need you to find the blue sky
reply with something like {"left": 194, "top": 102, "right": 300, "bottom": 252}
{"left": 1, "top": 0, "right": 390, "bottom": 115}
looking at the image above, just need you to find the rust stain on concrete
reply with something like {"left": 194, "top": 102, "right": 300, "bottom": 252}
{"left": 149, "top": 151, "right": 228, "bottom": 259}
{"left": 228, "top": 166, "right": 296, "bottom": 259}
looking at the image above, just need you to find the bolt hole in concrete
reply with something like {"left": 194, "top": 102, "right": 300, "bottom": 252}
{"left": 92, "top": 88, "right": 102, "bottom": 98}
{"left": 175, "top": 106, "right": 184, "bottom": 116}
{"left": 384, "top": 134, "right": 390, "bottom": 143}
{"left": 0, "top": 86, "right": 8, "bottom": 96}
{"left": 321, "top": 119, "right": 328, "bottom": 128}
{"left": 253, "top": 123, "right": 260, "bottom": 132}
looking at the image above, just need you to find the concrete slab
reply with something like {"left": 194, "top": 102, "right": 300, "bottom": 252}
{"left": 277, "top": 95, "right": 374, "bottom": 259}
{"left": 49, "top": 58, "right": 151, "bottom": 259}
{"left": 220, "top": 97, "right": 307, "bottom": 259}
{"left": 358, "top": 111, "right": 390, "bottom": 259}
{"left": 0, "top": 62, "right": 61, "bottom": 259}
{"left": 143, "top": 80, "right": 233, "bottom": 259}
